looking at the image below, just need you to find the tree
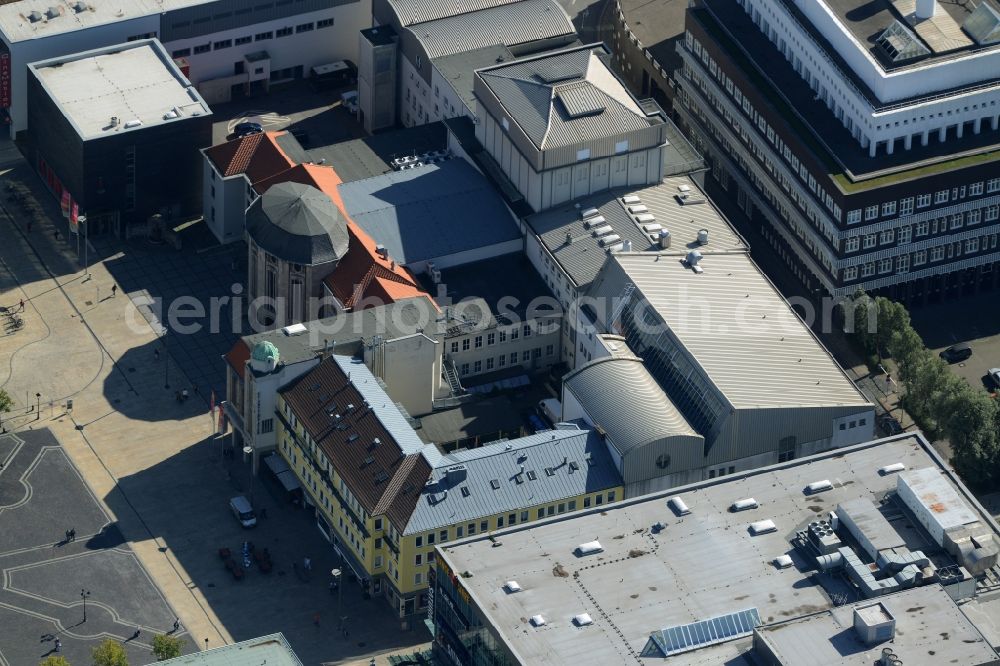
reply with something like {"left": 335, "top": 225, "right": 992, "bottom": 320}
{"left": 0, "top": 388, "right": 12, "bottom": 413}
{"left": 151, "top": 634, "right": 183, "bottom": 661}
{"left": 91, "top": 640, "right": 128, "bottom": 666}
{"left": 40, "top": 657, "right": 71, "bottom": 666}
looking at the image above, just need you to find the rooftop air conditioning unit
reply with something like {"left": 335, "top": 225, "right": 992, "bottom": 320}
{"left": 576, "top": 540, "right": 603, "bottom": 556}
{"left": 669, "top": 496, "right": 690, "bottom": 515}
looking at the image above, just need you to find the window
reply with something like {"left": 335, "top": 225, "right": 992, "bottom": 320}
{"left": 415, "top": 535, "right": 422, "bottom": 547}
{"left": 916, "top": 221, "right": 929, "bottom": 236}
{"left": 537, "top": 508, "right": 544, "bottom": 519}
{"left": 568, "top": 500, "right": 577, "bottom": 510}
{"left": 235, "top": 35, "right": 252, "bottom": 45}
{"left": 930, "top": 246, "right": 945, "bottom": 261}
{"left": 498, "top": 354, "right": 506, "bottom": 367}
{"left": 966, "top": 237, "right": 980, "bottom": 253}
{"left": 899, "top": 197, "right": 913, "bottom": 215}
{"left": 844, "top": 237, "right": 859, "bottom": 252}
{"left": 862, "top": 234, "right": 877, "bottom": 249}
{"left": 473, "top": 360, "right": 482, "bottom": 373}
{"left": 520, "top": 510, "right": 528, "bottom": 522}
{"left": 414, "top": 572, "right": 422, "bottom": 585}
{"left": 576, "top": 148, "right": 591, "bottom": 161}
{"left": 595, "top": 494, "right": 604, "bottom": 506}
{"left": 916, "top": 193, "right": 931, "bottom": 208}
{"left": 522, "top": 351, "right": 531, "bottom": 362}
{"left": 843, "top": 266, "right": 858, "bottom": 281}
{"left": 171, "top": 48, "right": 191, "bottom": 58}
{"left": 374, "top": 555, "right": 382, "bottom": 567}
{"left": 846, "top": 209, "right": 861, "bottom": 224}
{"left": 523, "top": 324, "right": 532, "bottom": 337}
{"left": 509, "top": 352, "right": 518, "bottom": 365}
{"left": 487, "top": 332, "right": 495, "bottom": 346}
{"left": 415, "top": 553, "right": 422, "bottom": 565}
{"left": 988, "top": 178, "right": 1000, "bottom": 193}
{"left": 374, "top": 518, "right": 383, "bottom": 531}
{"left": 951, "top": 214, "right": 964, "bottom": 230}
{"left": 987, "top": 206, "right": 999, "bottom": 222}
{"left": 460, "top": 363, "right": 469, "bottom": 375}
{"left": 440, "top": 530, "right": 448, "bottom": 542}
{"left": 317, "top": 17, "right": 334, "bottom": 28}
{"left": 296, "top": 22, "right": 314, "bottom": 32}
{"left": 462, "top": 339, "right": 470, "bottom": 351}
{"left": 510, "top": 327, "right": 519, "bottom": 340}
{"left": 970, "top": 182, "right": 984, "bottom": 196}
{"left": 474, "top": 335, "right": 483, "bottom": 349}
{"left": 913, "top": 249, "right": 927, "bottom": 266}
{"left": 255, "top": 31, "right": 273, "bottom": 40}
{"left": 879, "top": 229, "right": 894, "bottom": 244}
{"left": 480, "top": 520, "right": 487, "bottom": 532}
{"left": 276, "top": 26, "right": 293, "bottom": 37}
{"left": 450, "top": 341, "right": 458, "bottom": 353}
{"left": 583, "top": 497, "right": 591, "bottom": 508}
{"left": 193, "top": 43, "right": 211, "bottom": 54}
{"left": 608, "top": 491, "right": 616, "bottom": 501}
{"left": 865, "top": 205, "right": 878, "bottom": 220}
{"left": 898, "top": 226, "right": 911, "bottom": 244}
{"left": 499, "top": 330, "right": 507, "bottom": 343}
{"left": 427, "top": 532, "right": 435, "bottom": 545}
{"left": 968, "top": 209, "right": 981, "bottom": 225}
{"left": 456, "top": 526, "right": 464, "bottom": 537}
{"left": 486, "top": 358, "right": 494, "bottom": 370}
{"left": 861, "top": 263, "right": 875, "bottom": 277}
{"left": 259, "top": 418, "right": 273, "bottom": 433}
{"left": 934, "top": 190, "right": 949, "bottom": 204}
{"left": 496, "top": 516, "right": 504, "bottom": 528}
{"left": 546, "top": 344, "right": 554, "bottom": 356}
{"left": 881, "top": 201, "right": 896, "bottom": 216}
{"left": 214, "top": 39, "right": 232, "bottom": 49}
{"left": 896, "top": 255, "right": 909, "bottom": 273}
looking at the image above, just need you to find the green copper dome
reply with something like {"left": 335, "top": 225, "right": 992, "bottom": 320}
{"left": 251, "top": 340, "right": 280, "bottom": 364}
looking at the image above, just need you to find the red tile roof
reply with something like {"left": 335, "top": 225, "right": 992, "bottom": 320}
{"left": 204, "top": 131, "right": 296, "bottom": 183}
{"left": 225, "top": 339, "right": 252, "bottom": 380}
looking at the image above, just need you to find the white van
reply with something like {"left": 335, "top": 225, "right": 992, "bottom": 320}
{"left": 538, "top": 398, "right": 562, "bottom": 424}
{"left": 229, "top": 495, "right": 257, "bottom": 528}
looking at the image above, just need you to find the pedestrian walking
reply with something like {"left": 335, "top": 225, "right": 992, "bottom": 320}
{"left": 111, "top": 284, "right": 117, "bottom": 297}
{"left": 133, "top": 626, "right": 141, "bottom": 639}
{"left": 303, "top": 556, "right": 312, "bottom": 571}
{"left": 18, "top": 298, "right": 24, "bottom": 312}
{"left": 54, "top": 639, "right": 61, "bottom": 652}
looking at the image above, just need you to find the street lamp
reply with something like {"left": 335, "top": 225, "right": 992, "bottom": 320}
{"left": 35, "top": 393, "right": 40, "bottom": 421}
{"left": 80, "top": 589, "right": 91, "bottom": 622}
{"left": 243, "top": 445, "right": 255, "bottom": 506}
{"left": 163, "top": 328, "right": 170, "bottom": 389}
{"left": 331, "top": 566, "right": 344, "bottom": 627}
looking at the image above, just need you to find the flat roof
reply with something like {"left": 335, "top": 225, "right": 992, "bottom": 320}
{"left": 756, "top": 586, "right": 999, "bottom": 666}
{"left": 29, "top": 40, "right": 209, "bottom": 141}
{"left": 618, "top": 0, "right": 687, "bottom": 75}
{"left": 526, "top": 175, "right": 745, "bottom": 290}
{"left": 433, "top": 44, "right": 516, "bottom": 113}
{"left": 590, "top": 251, "right": 868, "bottom": 409}
{"left": 338, "top": 159, "right": 521, "bottom": 266}
{"left": 0, "top": 0, "right": 208, "bottom": 43}
{"left": 307, "top": 122, "right": 447, "bottom": 184}
{"left": 437, "top": 434, "right": 1000, "bottom": 665}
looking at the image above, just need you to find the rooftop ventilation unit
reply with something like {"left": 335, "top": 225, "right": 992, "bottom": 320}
{"left": 805, "top": 479, "right": 834, "bottom": 494}
{"left": 731, "top": 498, "right": 758, "bottom": 512}
{"left": 580, "top": 207, "right": 600, "bottom": 219}
{"left": 46, "top": 6, "right": 60, "bottom": 19}
{"left": 622, "top": 194, "right": 641, "bottom": 205}
{"left": 658, "top": 229, "right": 671, "bottom": 249}
{"left": 879, "top": 462, "right": 906, "bottom": 475}
{"left": 282, "top": 323, "right": 307, "bottom": 336}
{"left": 123, "top": 119, "right": 143, "bottom": 129}
{"left": 622, "top": 239, "right": 632, "bottom": 252}
{"left": 749, "top": 519, "right": 777, "bottom": 535}
{"left": 774, "top": 554, "right": 793, "bottom": 569}
{"left": 697, "top": 229, "right": 709, "bottom": 244}
{"left": 598, "top": 234, "right": 621, "bottom": 247}
{"left": 635, "top": 213, "right": 656, "bottom": 224}
{"left": 627, "top": 204, "right": 648, "bottom": 214}
{"left": 590, "top": 224, "right": 613, "bottom": 237}
{"left": 573, "top": 613, "right": 594, "bottom": 626}
{"left": 668, "top": 496, "right": 690, "bottom": 515}
{"left": 641, "top": 222, "right": 662, "bottom": 233}
{"left": 677, "top": 184, "right": 691, "bottom": 193}
{"left": 576, "top": 540, "right": 603, "bottom": 555}
{"left": 73, "top": 1, "right": 88, "bottom": 12}
{"left": 504, "top": 581, "right": 521, "bottom": 593}
{"left": 583, "top": 215, "right": 606, "bottom": 229}
{"left": 530, "top": 614, "right": 546, "bottom": 627}
{"left": 685, "top": 250, "right": 704, "bottom": 273}
{"left": 28, "top": 10, "right": 43, "bottom": 22}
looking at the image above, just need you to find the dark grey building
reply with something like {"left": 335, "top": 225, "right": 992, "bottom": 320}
{"left": 26, "top": 39, "right": 211, "bottom": 235}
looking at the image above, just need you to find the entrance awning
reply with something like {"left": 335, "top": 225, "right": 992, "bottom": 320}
{"left": 263, "top": 453, "right": 291, "bottom": 475}
{"left": 276, "top": 469, "right": 301, "bottom": 492}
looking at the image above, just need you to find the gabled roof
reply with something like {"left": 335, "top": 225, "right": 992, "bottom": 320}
{"left": 477, "top": 46, "right": 654, "bottom": 150}
{"left": 204, "top": 131, "right": 296, "bottom": 182}
{"left": 280, "top": 356, "right": 437, "bottom": 532}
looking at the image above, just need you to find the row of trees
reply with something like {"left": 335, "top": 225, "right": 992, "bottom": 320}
{"left": 847, "top": 293, "right": 1000, "bottom": 490}
{"left": 39, "top": 634, "right": 184, "bottom": 666}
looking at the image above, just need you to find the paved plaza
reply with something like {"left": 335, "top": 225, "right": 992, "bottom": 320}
{"left": 0, "top": 138, "right": 428, "bottom": 664}
{"left": 0, "top": 429, "right": 197, "bottom": 665}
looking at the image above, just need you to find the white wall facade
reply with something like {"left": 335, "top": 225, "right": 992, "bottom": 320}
{"left": 736, "top": 0, "right": 1000, "bottom": 155}
{"left": 203, "top": 156, "right": 256, "bottom": 244}
{"left": 164, "top": 4, "right": 369, "bottom": 86}
{"left": 244, "top": 358, "right": 320, "bottom": 453}
{"left": 366, "top": 332, "right": 442, "bottom": 416}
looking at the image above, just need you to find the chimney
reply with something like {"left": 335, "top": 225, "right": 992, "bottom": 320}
{"left": 658, "top": 229, "right": 671, "bottom": 249}
{"left": 375, "top": 244, "right": 388, "bottom": 259}
{"left": 622, "top": 239, "right": 632, "bottom": 252}
{"left": 566, "top": 231, "right": 574, "bottom": 245}
{"left": 915, "top": 0, "right": 935, "bottom": 19}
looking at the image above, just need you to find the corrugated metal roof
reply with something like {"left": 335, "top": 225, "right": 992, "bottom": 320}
{"left": 404, "top": 425, "right": 622, "bottom": 534}
{"left": 388, "top": 0, "right": 523, "bottom": 26}
{"left": 589, "top": 252, "right": 868, "bottom": 409}
{"left": 563, "top": 356, "right": 702, "bottom": 457}
{"left": 432, "top": 44, "right": 516, "bottom": 113}
{"left": 407, "top": 0, "right": 574, "bottom": 59}
{"left": 478, "top": 48, "right": 650, "bottom": 149}
{"left": 338, "top": 160, "right": 520, "bottom": 266}
{"left": 159, "top": 633, "right": 303, "bottom": 666}
{"left": 526, "top": 176, "right": 745, "bottom": 289}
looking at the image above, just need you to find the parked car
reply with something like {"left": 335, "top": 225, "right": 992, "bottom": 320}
{"left": 939, "top": 343, "right": 972, "bottom": 363}
{"left": 229, "top": 495, "right": 257, "bottom": 528}
{"left": 988, "top": 368, "right": 1000, "bottom": 389}
{"left": 233, "top": 121, "right": 263, "bottom": 138}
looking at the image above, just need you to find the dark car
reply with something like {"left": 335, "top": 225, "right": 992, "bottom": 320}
{"left": 939, "top": 343, "right": 972, "bottom": 363}
{"left": 234, "top": 121, "right": 263, "bottom": 138}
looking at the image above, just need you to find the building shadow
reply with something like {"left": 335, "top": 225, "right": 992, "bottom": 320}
{"left": 102, "top": 435, "right": 424, "bottom": 665}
